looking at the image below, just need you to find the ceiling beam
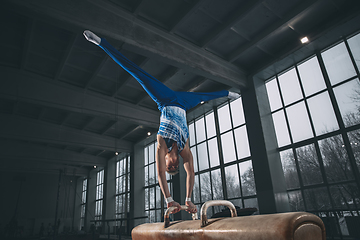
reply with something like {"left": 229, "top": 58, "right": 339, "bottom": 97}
{"left": 120, "top": 125, "right": 143, "bottom": 140}
{"left": 201, "top": 0, "right": 263, "bottom": 48}
{"left": 0, "top": 66, "right": 160, "bottom": 129}
{"left": 170, "top": 0, "right": 205, "bottom": 32}
{"left": 55, "top": 33, "right": 77, "bottom": 80}
{"left": 0, "top": 139, "right": 106, "bottom": 167}
{"left": 85, "top": 53, "right": 112, "bottom": 89}
{"left": 228, "top": 0, "right": 320, "bottom": 62}
{"left": 0, "top": 114, "right": 133, "bottom": 153}
{"left": 6, "top": 0, "right": 247, "bottom": 89}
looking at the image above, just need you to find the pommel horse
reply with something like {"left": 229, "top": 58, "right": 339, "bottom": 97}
{"left": 132, "top": 200, "right": 325, "bottom": 240}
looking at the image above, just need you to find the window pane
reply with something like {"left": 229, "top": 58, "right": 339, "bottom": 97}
{"left": 347, "top": 129, "right": 360, "bottom": 172}
{"left": 189, "top": 122, "right": 195, "bottom": 146}
{"left": 329, "top": 183, "right": 359, "bottom": 210}
{"left": 218, "top": 104, "right": 232, "bottom": 133}
{"left": 211, "top": 169, "right": 223, "bottom": 200}
{"left": 149, "top": 163, "right": 155, "bottom": 185}
{"left": 266, "top": 78, "right": 282, "bottom": 111}
{"left": 149, "top": 210, "right": 155, "bottom": 223}
{"left": 155, "top": 164, "right": 158, "bottom": 184}
{"left": 319, "top": 135, "right": 354, "bottom": 183}
{"left": 193, "top": 175, "right": 200, "bottom": 203}
{"left": 156, "top": 209, "right": 161, "bottom": 222}
{"left": 144, "top": 166, "right": 149, "bottom": 186}
{"left": 191, "top": 146, "right": 198, "bottom": 173}
{"left": 144, "top": 147, "right": 149, "bottom": 165}
{"left": 304, "top": 187, "right": 332, "bottom": 211}
{"left": 333, "top": 79, "right": 360, "bottom": 127}
{"left": 288, "top": 191, "right": 305, "bottom": 211}
{"left": 234, "top": 126, "right": 250, "bottom": 159}
{"left": 205, "top": 112, "right": 216, "bottom": 138}
{"left": 239, "top": 161, "right": 256, "bottom": 196}
{"left": 190, "top": 147, "right": 198, "bottom": 172}
{"left": 307, "top": 91, "right": 339, "bottom": 135}
{"left": 149, "top": 144, "right": 154, "bottom": 163}
{"left": 197, "top": 142, "right": 209, "bottom": 171}
{"left": 145, "top": 188, "right": 149, "bottom": 210}
{"left": 208, "top": 138, "right": 220, "bottom": 167}
{"left": 348, "top": 33, "right": 360, "bottom": 71}
{"left": 200, "top": 172, "right": 212, "bottom": 202}
{"left": 149, "top": 187, "right": 155, "bottom": 209}
{"left": 221, "top": 131, "right": 236, "bottom": 164}
{"left": 118, "top": 195, "right": 122, "bottom": 215}
{"left": 83, "top": 179, "right": 87, "bottom": 191}
{"left": 225, "top": 165, "right": 241, "bottom": 198}
{"left": 230, "top": 198, "right": 243, "bottom": 208}
{"left": 244, "top": 198, "right": 258, "bottom": 209}
{"left": 116, "top": 177, "right": 119, "bottom": 194}
{"left": 322, "top": 42, "right": 356, "bottom": 85}
{"left": 278, "top": 68, "right": 303, "bottom": 106}
{"left": 230, "top": 97, "right": 245, "bottom": 127}
{"left": 120, "top": 176, "right": 124, "bottom": 193}
{"left": 272, "top": 110, "right": 291, "bottom": 147}
{"left": 296, "top": 144, "right": 323, "bottom": 186}
{"left": 120, "top": 159, "right": 125, "bottom": 176}
{"left": 81, "top": 205, "right": 85, "bottom": 217}
{"left": 195, "top": 117, "right": 206, "bottom": 143}
{"left": 128, "top": 174, "right": 130, "bottom": 191}
{"left": 127, "top": 156, "right": 130, "bottom": 173}
{"left": 286, "top": 101, "right": 313, "bottom": 142}
{"left": 116, "top": 161, "right": 120, "bottom": 177}
{"left": 280, "top": 149, "right": 300, "bottom": 189}
{"left": 156, "top": 186, "right": 161, "bottom": 208}
{"left": 82, "top": 192, "right": 86, "bottom": 204}
{"left": 298, "top": 56, "right": 326, "bottom": 96}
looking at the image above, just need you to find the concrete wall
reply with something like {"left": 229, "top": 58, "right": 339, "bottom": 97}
{"left": 242, "top": 76, "right": 290, "bottom": 213}
{"left": 0, "top": 171, "right": 78, "bottom": 237}
{"left": 131, "top": 135, "right": 155, "bottom": 229}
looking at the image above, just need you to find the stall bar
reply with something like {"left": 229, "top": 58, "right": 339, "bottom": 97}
{"left": 132, "top": 200, "right": 325, "bottom": 240}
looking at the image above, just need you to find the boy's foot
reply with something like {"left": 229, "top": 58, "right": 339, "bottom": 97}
{"left": 228, "top": 91, "right": 240, "bottom": 100}
{"left": 83, "top": 30, "right": 101, "bottom": 45}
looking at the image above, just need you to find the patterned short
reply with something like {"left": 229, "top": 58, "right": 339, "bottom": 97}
{"left": 157, "top": 106, "right": 189, "bottom": 153}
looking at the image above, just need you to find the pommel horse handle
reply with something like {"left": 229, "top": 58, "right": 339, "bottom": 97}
{"left": 200, "top": 200, "right": 237, "bottom": 227}
{"left": 164, "top": 205, "right": 198, "bottom": 228}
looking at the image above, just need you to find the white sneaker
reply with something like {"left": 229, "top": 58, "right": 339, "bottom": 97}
{"left": 83, "top": 30, "right": 101, "bottom": 45}
{"left": 228, "top": 91, "right": 240, "bottom": 100}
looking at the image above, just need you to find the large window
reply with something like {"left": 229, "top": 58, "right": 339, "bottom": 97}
{"left": 189, "top": 97, "right": 257, "bottom": 216}
{"left": 266, "top": 32, "right": 360, "bottom": 238}
{"left": 115, "top": 156, "right": 130, "bottom": 222}
{"left": 80, "top": 178, "right": 87, "bottom": 230}
{"left": 144, "top": 142, "right": 172, "bottom": 223}
{"left": 95, "top": 169, "right": 104, "bottom": 226}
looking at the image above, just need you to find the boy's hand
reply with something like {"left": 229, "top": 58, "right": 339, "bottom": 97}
{"left": 167, "top": 201, "right": 181, "bottom": 214}
{"left": 185, "top": 201, "right": 197, "bottom": 213}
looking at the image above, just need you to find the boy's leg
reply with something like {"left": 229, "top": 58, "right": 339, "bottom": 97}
{"left": 83, "top": 31, "right": 240, "bottom": 111}
{"left": 84, "top": 31, "right": 175, "bottom": 110}
{"left": 175, "top": 90, "right": 239, "bottom": 111}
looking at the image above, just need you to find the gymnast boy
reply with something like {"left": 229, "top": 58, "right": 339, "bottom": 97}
{"left": 84, "top": 30, "right": 240, "bottom": 214}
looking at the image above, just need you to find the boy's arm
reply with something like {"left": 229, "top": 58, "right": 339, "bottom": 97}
{"left": 180, "top": 140, "right": 197, "bottom": 213}
{"left": 156, "top": 135, "right": 181, "bottom": 213}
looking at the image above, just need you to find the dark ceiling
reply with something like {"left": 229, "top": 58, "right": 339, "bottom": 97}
{"left": 1, "top": 0, "right": 360, "bottom": 176}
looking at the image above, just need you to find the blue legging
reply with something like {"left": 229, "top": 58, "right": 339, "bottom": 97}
{"left": 99, "top": 38, "right": 229, "bottom": 111}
